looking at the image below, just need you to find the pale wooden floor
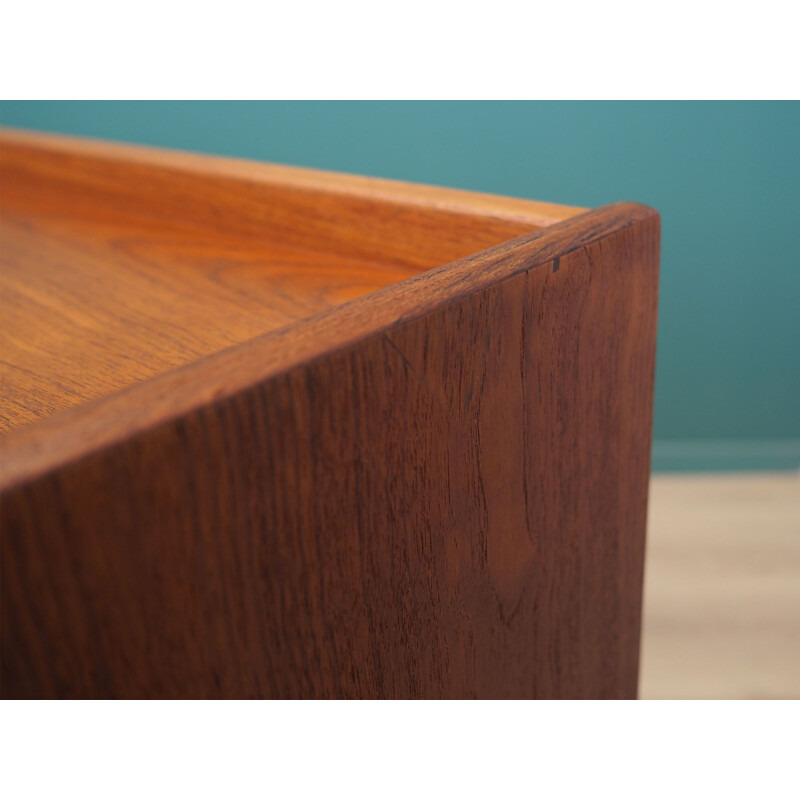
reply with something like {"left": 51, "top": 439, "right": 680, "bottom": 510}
{"left": 640, "top": 472, "right": 800, "bottom": 699}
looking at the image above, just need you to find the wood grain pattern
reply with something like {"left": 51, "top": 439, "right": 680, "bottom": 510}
{"left": 0, "top": 131, "right": 658, "bottom": 699}
{"left": 0, "top": 196, "right": 424, "bottom": 432}
{"left": 0, "top": 129, "right": 582, "bottom": 434}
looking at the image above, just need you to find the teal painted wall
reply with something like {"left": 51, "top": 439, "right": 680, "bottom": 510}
{"left": 1, "top": 102, "right": 798, "bottom": 469}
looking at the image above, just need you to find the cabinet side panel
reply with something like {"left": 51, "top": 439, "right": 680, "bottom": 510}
{"left": 0, "top": 214, "right": 659, "bottom": 699}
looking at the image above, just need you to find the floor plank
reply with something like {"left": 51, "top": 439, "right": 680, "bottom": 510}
{"left": 640, "top": 472, "right": 800, "bottom": 699}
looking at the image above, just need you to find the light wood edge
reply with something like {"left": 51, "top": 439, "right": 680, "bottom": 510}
{"left": 0, "top": 127, "right": 584, "bottom": 229}
{"left": 0, "top": 203, "right": 658, "bottom": 492}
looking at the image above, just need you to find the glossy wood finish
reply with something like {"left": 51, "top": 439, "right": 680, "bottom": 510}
{"left": 0, "top": 130, "right": 659, "bottom": 699}
{"left": 0, "top": 130, "right": 579, "bottom": 434}
{"left": 0, "top": 192, "right": 426, "bottom": 432}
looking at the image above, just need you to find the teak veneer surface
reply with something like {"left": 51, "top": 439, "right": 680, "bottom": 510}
{"left": 0, "top": 130, "right": 659, "bottom": 700}
{"left": 0, "top": 129, "right": 580, "bottom": 434}
{"left": 0, "top": 198, "right": 424, "bottom": 433}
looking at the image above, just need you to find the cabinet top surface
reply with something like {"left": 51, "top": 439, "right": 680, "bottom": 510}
{"left": 0, "top": 128, "right": 582, "bottom": 436}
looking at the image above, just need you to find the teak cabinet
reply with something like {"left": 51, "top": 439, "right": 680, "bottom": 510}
{"left": 0, "top": 129, "right": 660, "bottom": 699}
